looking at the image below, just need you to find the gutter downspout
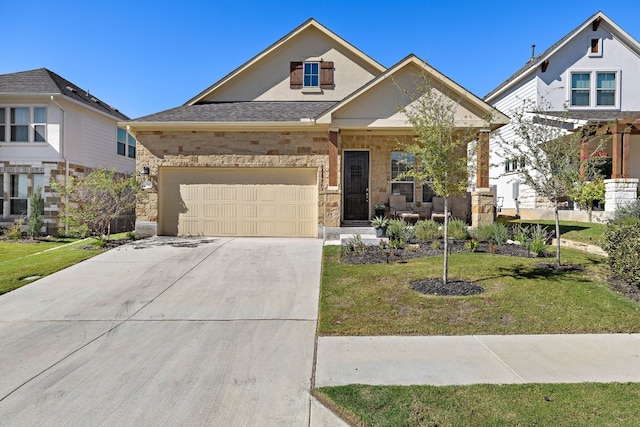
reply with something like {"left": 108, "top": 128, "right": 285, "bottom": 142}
{"left": 51, "top": 95, "right": 69, "bottom": 233}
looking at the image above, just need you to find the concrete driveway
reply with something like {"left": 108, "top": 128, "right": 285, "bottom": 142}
{"left": 0, "top": 237, "right": 323, "bottom": 426}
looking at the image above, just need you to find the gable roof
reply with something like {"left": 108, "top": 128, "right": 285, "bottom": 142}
{"left": 0, "top": 68, "right": 129, "bottom": 120}
{"left": 184, "top": 18, "right": 386, "bottom": 106}
{"left": 317, "top": 54, "right": 510, "bottom": 129}
{"left": 484, "top": 11, "right": 640, "bottom": 103}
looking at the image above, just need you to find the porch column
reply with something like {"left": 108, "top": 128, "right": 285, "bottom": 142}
{"left": 476, "top": 130, "right": 490, "bottom": 189}
{"left": 328, "top": 130, "right": 338, "bottom": 186}
{"left": 611, "top": 129, "right": 631, "bottom": 179}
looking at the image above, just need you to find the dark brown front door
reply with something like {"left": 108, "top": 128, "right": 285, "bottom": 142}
{"left": 343, "top": 151, "right": 369, "bottom": 221}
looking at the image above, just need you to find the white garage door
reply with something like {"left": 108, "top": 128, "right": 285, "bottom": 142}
{"left": 159, "top": 168, "right": 318, "bottom": 237}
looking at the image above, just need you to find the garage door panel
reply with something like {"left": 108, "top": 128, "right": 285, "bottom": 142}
{"left": 161, "top": 169, "right": 317, "bottom": 237}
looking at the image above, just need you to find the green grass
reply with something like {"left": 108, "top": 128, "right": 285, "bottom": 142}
{"left": 315, "top": 383, "right": 640, "bottom": 427}
{"left": 319, "top": 246, "right": 640, "bottom": 336}
{"left": 0, "top": 239, "right": 105, "bottom": 295}
{"left": 508, "top": 219, "right": 605, "bottom": 246}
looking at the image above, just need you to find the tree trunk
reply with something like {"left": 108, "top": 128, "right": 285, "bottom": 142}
{"left": 443, "top": 197, "right": 449, "bottom": 285}
{"left": 554, "top": 202, "right": 561, "bottom": 267}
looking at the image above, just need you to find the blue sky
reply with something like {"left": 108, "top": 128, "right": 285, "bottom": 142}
{"left": 3, "top": 0, "right": 640, "bottom": 119}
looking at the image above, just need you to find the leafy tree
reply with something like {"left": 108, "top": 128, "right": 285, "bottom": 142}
{"left": 572, "top": 180, "right": 605, "bottom": 222}
{"left": 26, "top": 186, "right": 44, "bottom": 238}
{"left": 495, "top": 98, "right": 605, "bottom": 266}
{"left": 397, "top": 74, "right": 480, "bottom": 284}
{"left": 52, "top": 168, "right": 139, "bottom": 239}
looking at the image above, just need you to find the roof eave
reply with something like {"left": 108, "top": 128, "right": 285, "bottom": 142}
{"left": 123, "top": 120, "right": 324, "bottom": 131}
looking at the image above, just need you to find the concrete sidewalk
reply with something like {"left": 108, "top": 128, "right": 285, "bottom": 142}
{"left": 315, "top": 334, "right": 640, "bottom": 388}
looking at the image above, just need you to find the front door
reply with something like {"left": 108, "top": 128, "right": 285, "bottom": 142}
{"left": 343, "top": 151, "right": 369, "bottom": 221}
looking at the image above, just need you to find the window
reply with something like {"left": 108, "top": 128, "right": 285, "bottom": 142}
{"left": 0, "top": 106, "right": 47, "bottom": 142}
{"left": 303, "top": 62, "right": 319, "bottom": 87}
{"left": 117, "top": 128, "right": 136, "bottom": 158}
{"left": 422, "top": 182, "right": 435, "bottom": 203}
{"left": 504, "top": 157, "right": 525, "bottom": 173}
{"left": 10, "top": 174, "right": 27, "bottom": 215}
{"left": 570, "top": 71, "right": 618, "bottom": 108}
{"left": 0, "top": 108, "right": 4, "bottom": 142}
{"left": 391, "top": 152, "right": 414, "bottom": 203}
{"left": 34, "top": 107, "right": 46, "bottom": 142}
{"left": 597, "top": 72, "right": 616, "bottom": 106}
{"left": 11, "top": 108, "right": 29, "bottom": 141}
{"left": 571, "top": 73, "right": 590, "bottom": 106}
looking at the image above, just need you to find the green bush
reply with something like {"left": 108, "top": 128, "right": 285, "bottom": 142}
{"left": 477, "top": 222, "right": 509, "bottom": 245}
{"left": 529, "top": 224, "right": 552, "bottom": 256}
{"left": 614, "top": 198, "right": 640, "bottom": 222}
{"left": 511, "top": 224, "right": 530, "bottom": 246}
{"left": 603, "top": 220, "right": 640, "bottom": 287}
{"left": 447, "top": 218, "right": 469, "bottom": 240}
{"left": 26, "top": 186, "right": 44, "bottom": 238}
{"left": 386, "top": 219, "right": 416, "bottom": 244}
{"left": 415, "top": 220, "right": 441, "bottom": 241}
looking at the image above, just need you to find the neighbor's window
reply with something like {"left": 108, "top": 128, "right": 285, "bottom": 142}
{"left": 10, "top": 108, "right": 29, "bottom": 142}
{"left": 10, "top": 174, "right": 28, "bottom": 215}
{"left": 303, "top": 62, "right": 320, "bottom": 87}
{"left": 391, "top": 152, "right": 414, "bottom": 203}
{"left": 117, "top": 128, "right": 136, "bottom": 159}
{"left": 596, "top": 72, "right": 616, "bottom": 106}
{"left": 0, "top": 174, "right": 3, "bottom": 215}
{"left": 34, "top": 107, "right": 46, "bottom": 142}
{"left": 0, "top": 108, "right": 5, "bottom": 142}
{"left": 571, "top": 73, "right": 590, "bottom": 106}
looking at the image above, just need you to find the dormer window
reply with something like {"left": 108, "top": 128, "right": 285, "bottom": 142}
{"left": 290, "top": 60, "right": 334, "bottom": 90}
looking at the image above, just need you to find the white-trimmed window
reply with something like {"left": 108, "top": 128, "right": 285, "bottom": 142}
{"left": 303, "top": 62, "right": 320, "bottom": 87}
{"left": 504, "top": 157, "right": 525, "bottom": 173}
{"left": 0, "top": 106, "right": 47, "bottom": 142}
{"left": 117, "top": 128, "right": 136, "bottom": 159}
{"left": 569, "top": 71, "right": 619, "bottom": 108}
{"left": 391, "top": 152, "right": 414, "bottom": 203}
{"left": 10, "top": 174, "right": 28, "bottom": 215}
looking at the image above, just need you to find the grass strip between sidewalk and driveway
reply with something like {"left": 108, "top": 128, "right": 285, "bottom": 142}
{"left": 315, "top": 382, "right": 640, "bottom": 427}
{"left": 0, "top": 238, "right": 105, "bottom": 295}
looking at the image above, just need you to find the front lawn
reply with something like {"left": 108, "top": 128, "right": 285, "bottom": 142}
{"left": 0, "top": 239, "right": 105, "bottom": 295}
{"left": 316, "top": 383, "right": 640, "bottom": 427}
{"left": 319, "top": 245, "right": 640, "bottom": 336}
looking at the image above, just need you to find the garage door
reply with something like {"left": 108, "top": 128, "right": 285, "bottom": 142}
{"left": 159, "top": 168, "right": 318, "bottom": 237}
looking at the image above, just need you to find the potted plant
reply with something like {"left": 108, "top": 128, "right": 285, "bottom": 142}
{"left": 371, "top": 215, "right": 389, "bottom": 238}
{"left": 374, "top": 203, "right": 386, "bottom": 217}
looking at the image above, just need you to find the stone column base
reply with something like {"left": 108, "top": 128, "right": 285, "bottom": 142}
{"left": 471, "top": 190, "right": 495, "bottom": 228}
{"left": 135, "top": 221, "right": 158, "bottom": 237}
{"left": 604, "top": 178, "right": 639, "bottom": 212}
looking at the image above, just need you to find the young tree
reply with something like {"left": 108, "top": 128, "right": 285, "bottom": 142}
{"left": 53, "top": 168, "right": 139, "bottom": 239}
{"left": 26, "top": 186, "right": 44, "bottom": 238}
{"left": 495, "top": 98, "right": 605, "bottom": 266}
{"left": 398, "top": 74, "right": 479, "bottom": 284}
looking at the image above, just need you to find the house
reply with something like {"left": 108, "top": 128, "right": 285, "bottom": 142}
{"left": 0, "top": 68, "right": 136, "bottom": 234}
{"left": 484, "top": 11, "right": 640, "bottom": 221}
{"left": 126, "top": 19, "right": 508, "bottom": 238}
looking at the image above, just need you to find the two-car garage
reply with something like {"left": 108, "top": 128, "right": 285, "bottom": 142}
{"left": 158, "top": 167, "right": 318, "bottom": 237}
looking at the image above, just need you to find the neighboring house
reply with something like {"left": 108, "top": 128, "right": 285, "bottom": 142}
{"left": 484, "top": 11, "right": 640, "bottom": 221}
{"left": 0, "top": 68, "right": 136, "bottom": 234}
{"left": 126, "top": 19, "right": 508, "bottom": 238}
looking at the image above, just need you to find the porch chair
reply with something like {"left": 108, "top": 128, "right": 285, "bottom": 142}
{"left": 389, "top": 194, "right": 417, "bottom": 221}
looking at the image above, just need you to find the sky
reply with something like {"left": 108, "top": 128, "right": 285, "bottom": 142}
{"left": 3, "top": 0, "right": 640, "bottom": 119}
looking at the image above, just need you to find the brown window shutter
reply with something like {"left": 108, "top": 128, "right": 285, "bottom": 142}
{"left": 320, "top": 61, "right": 334, "bottom": 89}
{"left": 290, "top": 62, "right": 303, "bottom": 89}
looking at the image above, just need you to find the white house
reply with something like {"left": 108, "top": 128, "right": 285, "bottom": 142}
{"left": 484, "top": 11, "right": 640, "bottom": 221}
{"left": 0, "top": 68, "right": 136, "bottom": 234}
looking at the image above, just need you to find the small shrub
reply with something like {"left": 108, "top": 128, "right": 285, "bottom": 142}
{"left": 4, "top": 217, "right": 24, "bottom": 240}
{"left": 603, "top": 219, "right": 640, "bottom": 286}
{"left": 613, "top": 198, "right": 640, "bottom": 222}
{"left": 430, "top": 240, "right": 441, "bottom": 250}
{"left": 447, "top": 218, "right": 469, "bottom": 240}
{"left": 465, "top": 238, "right": 479, "bottom": 252}
{"left": 477, "top": 222, "right": 509, "bottom": 245}
{"left": 529, "top": 224, "right": 552, "bottom": 256}
{"left": 386, "top": 219, "right": 415, "bottom": 244}
{"left": 511, "top": 224, "right": 530, "bottom": 246}
{"left": 342, "top": 234, "right": 366, "bottom": 255}
{"left": 415, "top": 220, "right": 442, "bottom": 241}
{"left": 26, "top": 186, "right": 45, "bottom": 238}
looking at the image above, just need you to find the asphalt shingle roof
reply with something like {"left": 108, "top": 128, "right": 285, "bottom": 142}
{"left": 134, "top": 101, "right": 338, "bottom": 122}
{"left": 0, "top": 68, "right": 129, "bottom": 120}
{"left": 545, "top": 110, "right": 640, "bottom": 122}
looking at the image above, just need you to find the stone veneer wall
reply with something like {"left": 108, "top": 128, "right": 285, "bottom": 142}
{"left": 0, "top": 160, "right": 90, "bottom": 235}
{"left": 605, "top": 178, "right": 639, "bottom": 212}
{"left": 341, "top": 133, "right": 413, "bottom": 215}
{"left": 135, "top": 129, "right": 339, "bottom": 229}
